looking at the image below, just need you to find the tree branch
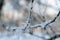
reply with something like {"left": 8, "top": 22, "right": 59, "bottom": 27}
{"left": 23, "top": 0, "right": 34, "bottom": 31}
{"left": 44, "top": 11, "right": 60, "bottom": 29}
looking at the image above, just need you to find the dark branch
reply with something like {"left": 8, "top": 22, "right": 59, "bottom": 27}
{"left": 44, "top": 11, "right": 60, "bottom": 29}
{"left": 0, "top": 0, "right": 4, "bottom": 10}
{"left": 48, "top": 34, "right": 60, "bottom": 40}
{"left": 0, "top": 0, "right": 4, "bottom": 18}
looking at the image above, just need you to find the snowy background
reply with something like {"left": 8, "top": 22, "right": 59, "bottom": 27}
{"left": 0, "top": 0, "right": 60, "bottom": 40}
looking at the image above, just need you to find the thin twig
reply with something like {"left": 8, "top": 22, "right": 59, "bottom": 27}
{"left": 23, "top": 0, "right": 34, "bottom": 31}
{"left": 44, "top": 11, "right": 60, "bottom": 29}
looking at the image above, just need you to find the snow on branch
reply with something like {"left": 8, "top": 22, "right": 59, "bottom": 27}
{"left": 23, "top": 0, "right": 34, "bottom": 31}
{"left": 44, "top": 11, "right": 60, "bottom": 29}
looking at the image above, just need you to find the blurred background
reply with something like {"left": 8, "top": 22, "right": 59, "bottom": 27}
{"left": 0, "top": 0, "right": 60, "bottom": 32}
{"left": 0, "top": 0, "right": 60, "bottom": 40}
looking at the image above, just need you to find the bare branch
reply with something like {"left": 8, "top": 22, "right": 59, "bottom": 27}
{"left": 23, "top": 0, "right": 34, "bottom": 31}
{"left": 44, "top": 11, "right": 60, "bottom": 29}
{"left": 48, "top": 34, "right": 60, "bottom": 40}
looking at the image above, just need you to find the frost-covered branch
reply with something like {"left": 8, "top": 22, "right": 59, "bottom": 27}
{"left": 44, "top": 11, "right": 60, "bottom": 29}
{"left": 29, "top": 11, "right": 60, "bottom": 29}
{"left": 43, "top": 11, "right": 60, "bottom": 40}
{"left": 23, "top": 0, "right": 34, "bottom": 31}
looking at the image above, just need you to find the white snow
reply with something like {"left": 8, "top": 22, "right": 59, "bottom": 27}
{"left": 0, "top": 32, "right": 46, "bottom": 40}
